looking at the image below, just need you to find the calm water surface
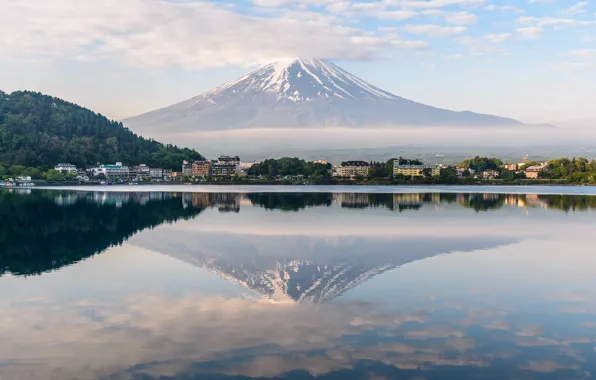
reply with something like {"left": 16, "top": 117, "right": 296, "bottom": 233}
{"left": 2, "top": 189, "right": 596, "bottom": 379}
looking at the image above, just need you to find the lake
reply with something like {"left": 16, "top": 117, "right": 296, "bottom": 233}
{"left": 2, "top": 188, "right": 596, "bottom": 379}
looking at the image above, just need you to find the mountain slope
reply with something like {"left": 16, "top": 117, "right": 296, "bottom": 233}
{"left": 0, "top": 90, "right": 203, "bottom": 169}
{"left": 124, "top": 58, "right": 524, "bottom": 132}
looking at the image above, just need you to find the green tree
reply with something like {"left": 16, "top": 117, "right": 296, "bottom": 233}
{"left": 22, "top": 167, "right": 42, "bottom": 178}
{"left": 9, "top": 165, "right": 26, "bottom": 176}
{"left": 459, "top": 156, "right": 503, "bottom": 172}
{"left": 45, "top": 169, "right": 64, "bottom": 181}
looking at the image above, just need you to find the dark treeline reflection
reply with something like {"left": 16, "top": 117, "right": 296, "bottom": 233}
{"left": 0, "top": 190, "right": 205, "bottom": 276}
{"left": 2, "top": 189, "right": 596, "bottom": 277}
{"left": 243, "top": 192, "right": 596, "bottom": 212}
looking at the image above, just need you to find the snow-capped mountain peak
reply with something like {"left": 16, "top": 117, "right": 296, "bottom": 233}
{"left": 123, "top": 57, "right": 525, "bottom": 131}
{"left": 191, "top": 57, "right": 401, "bottom": 105}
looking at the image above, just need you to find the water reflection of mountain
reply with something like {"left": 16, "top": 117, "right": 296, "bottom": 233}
{"left": 132, "top": 230, "right": 516, "bottom": 304}
{"left": 0, "top": 190, "right": 205, "bottom": 276}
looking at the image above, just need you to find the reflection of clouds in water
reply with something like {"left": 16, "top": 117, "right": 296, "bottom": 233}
{"left": 2, "top": 292, "right": 595, "bottom": 379}
{"left": 546, "top": 291, "right": 596, "bottom": 303}
{"left": 483, "top": 320, "right": 512, "bottom": 331}
{"left": 0, "top": 294, "right": 430, "bottom": 379}
{"left": 519, "top": 360, "right": 581, "bottom": 373}
{"left": 516, "top": 325, "right": 544, "bottom": 337}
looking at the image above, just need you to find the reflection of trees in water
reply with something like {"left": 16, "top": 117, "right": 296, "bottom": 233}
{"left": 456, "top": 193, "right": 596, "bottom": 212}
{"left": 248, "top": 193, "right": 333, "bottom": 211}
{"left": 538, "top": 194, "right": 596, "bottom": 212}
{"left": 0, "top": 191, "right": 205, "bottom": 277}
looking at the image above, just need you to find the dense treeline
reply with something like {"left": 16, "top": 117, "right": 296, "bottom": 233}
{"left": 456, "top": 156, "right": 596, "bottom": 184}
{"left": 248, "top": 157, "right": 332, "bottom": 179}
{"left": 458, "top": 156, "right": 503, "bottom": 172}
{"left": 0, "top": 190, "right": 205, "bottom": 276}
{"left": 248, "top": 192, "right": 334, "bottom": 211}
{"left": 542, "top": 158, "right": 596, "bottom": 184}
{"left": 0, "top": 90, "right": 203, "bottom": 170}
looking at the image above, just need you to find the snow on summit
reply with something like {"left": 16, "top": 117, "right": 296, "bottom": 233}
{"left": 124, "top": 58, "right": 524, "bottom": 132}
{"left": 193, "top": 58, "right": 401, "bottom": 104}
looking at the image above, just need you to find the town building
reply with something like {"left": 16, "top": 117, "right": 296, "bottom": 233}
{"left": 131, "top": 164, "right": 150, "bottom": 179}
{"left": 211, "top": 163, "right": 237, "bottom": 177}
{"left": 393, "top": 163, "right": 440, "bottom": 177}
{"left": 192, "top": 160, "right": 212, "bottom": 176}
{"left": 236, "top": 162, "right": 255, "bottom": 176}
{"left": 218, "top": 156, "right": 241, "bottom": 165}
{"left": 89, "top": 162, "right": 129, "bottom": 178}
{"left": 504, "top": 163, "right": 519, "bottom": 171}
{"left": 525, "top": 164, "right": 548, "bottom": 179}
{"left": 150, "top": 168, "right": 164, "bottom": 179}
{"left": 337, "top": 161, "right": 370, "bottom": 177}
{"left": 54, "top": 163, "right": 77, "bottom": 174}
{"left": 182, "top": 161, "right": 193, "bottom": 177}
{"left": 171, "top": 171, "right": 183, "bottom": 178}
{"left": 482, "top": 170, "right": 499, "bottom": 180}
{"left": 163, "top": 169, "right": 173, "bottom": 179}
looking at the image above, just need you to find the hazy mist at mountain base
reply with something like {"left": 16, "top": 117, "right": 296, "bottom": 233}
{"left": 141, "top": 126, "right": 596, "bottom": 162}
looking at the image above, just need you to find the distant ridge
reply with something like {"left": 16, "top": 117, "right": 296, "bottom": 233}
{"left": 124, "top": 58, "right": 526, "bottom": 132}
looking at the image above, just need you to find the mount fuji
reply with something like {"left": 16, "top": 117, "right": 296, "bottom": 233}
{"left": 123, "top": 58, "right": 524, "bottom": 132}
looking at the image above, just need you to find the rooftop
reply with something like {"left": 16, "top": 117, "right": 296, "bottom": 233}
{"left": 341, "top": 161, "right": 370, "bottom": 167}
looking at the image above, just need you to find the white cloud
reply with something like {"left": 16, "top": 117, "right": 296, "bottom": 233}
{"left": 518, "top": 16, "right": 596, "bottom": 27}
{"left": 456, "top": 36, "right": 508, "bottom": 55}
{"left": 444, "top": 11, "right": 478, "bottom": 25}
{"left": 562, "top": 1, "right": 589, "bottom": 16}
{"left": 443, "top": 53, "right": 465, "bottom": 60}
{"left": 0, "top": 0, "right": 427, "bottom": 69}
{"left": 484, "top": 33, "right": 512, "bottom": 43}
{"left": 421, "top": 9, "right": 446, "bottom": 15}
{"left": 388, "top": 0, "right": 486, "bottom": 9}
{"left": 404, "top": 24, "right": 467, "bottom": 36}
{"left": 567, "top": 49, "right": 596, "bottom": 56}
{"left": 379, "top": 10, "right": 419, "bottom": 20}
{"left": 483, "top": 5, "right": 524, "bottom": 13}
{"left": 516, "top": 26, "right": 544, "bottom": 39}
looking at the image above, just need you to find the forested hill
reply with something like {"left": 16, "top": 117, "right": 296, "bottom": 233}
{"left": 0, "top": 90, "right": 203, "bottom": 170}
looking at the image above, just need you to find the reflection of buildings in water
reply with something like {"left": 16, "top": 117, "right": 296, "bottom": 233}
{"left": 50, "top": 192, "right": 178, "bottom": 208}
{"left": 392, "top": 193, "right": 442, "bottom": 211}
{"left": 483, "top": 193, "right": 500, "bottom": 201}
{"left": 182, "top": 192, "right": 244, "bottom": 211}
{"left": 503, "top": 194, "right": 548, "bottom": 209}
{"left": 339, "top": 193, "right": 369, "bottom": 208}
{"left": 54, "top": 192, "right": 84, "bottom": 206}
{"left": 504, "top": 194, "right": 520, "bottom": 207}
{"left": 523, "top": 194, "right": 548, "bottom": 209}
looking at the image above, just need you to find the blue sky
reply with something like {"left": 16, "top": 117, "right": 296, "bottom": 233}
{"left": 1, "top": 0, "right": 595, "bottom": 125}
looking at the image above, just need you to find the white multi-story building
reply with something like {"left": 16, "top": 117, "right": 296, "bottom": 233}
{"left": 90, "top": 162, "right": 129, "bottom": 178}
{"left": 150, "top": 168, "right": 164, "bottom": 179}
{"left": 337, "top": 161, "right": 370, "bottom": 178}
{"left": 54, "top": 163, "right": 77, "bottom": 173}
